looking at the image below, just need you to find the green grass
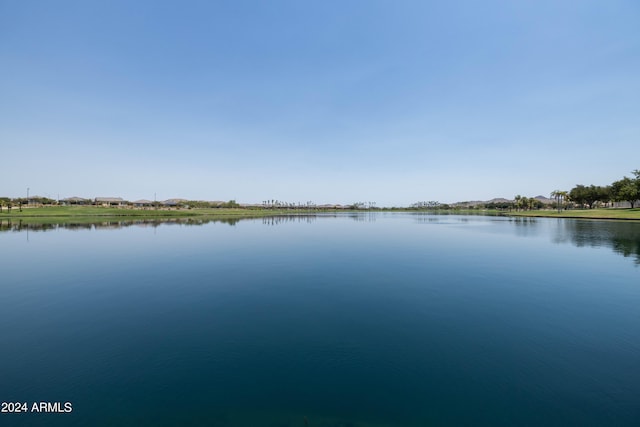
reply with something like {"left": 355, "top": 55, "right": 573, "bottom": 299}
{"left": 508, "top": 208, "right": 640, "bottom": 220}
{"left": 0, "top": 205, "right": 305, "bottom": 218}
{"left": 5, "top": 205, "right": 639, "bottom": 221}
{"left": 1, "top": 206, "right": 190, "bottom": 217}
{"left": 0, "top": 206, "right": 316, "bottom": 224}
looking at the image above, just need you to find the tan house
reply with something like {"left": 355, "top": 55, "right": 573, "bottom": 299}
{"left": 60, "top": 197, "right": 91, "bottom": 205}
{"left": 95, "top": 197, "right": 125, "bottom": 206}
{"left": 132, "top": 199, "right": 154, "bottom": 207}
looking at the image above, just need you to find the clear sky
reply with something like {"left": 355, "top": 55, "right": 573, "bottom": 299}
{"left": 2, "top": 0, "right": 639, "bottom": 206}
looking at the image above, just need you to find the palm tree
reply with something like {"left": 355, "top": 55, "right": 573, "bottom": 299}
{"left": 514, "top": 195, "right": 522, "bottom": 211}
{"left": 550, "top": 190, "right": 569, "bottom": 213}
{"left": 551, "top": 191, "right": 560, "bottom": 213}
{"left": 527, "top": 197, "right": 536, "bottom": 211}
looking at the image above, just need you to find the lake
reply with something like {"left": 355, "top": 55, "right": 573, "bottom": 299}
{"left": 1, "top": 213, "right": 639, "bottom": 426}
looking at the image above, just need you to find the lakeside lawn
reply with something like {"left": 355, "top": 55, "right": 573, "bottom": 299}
{"left": 508, "top": 208, "right": 640, "bottom": 220}
{"left": 3, "top": 205, "right": 640, "bottom": 221}
{"left": 0, "top": 205, "right": 299, "bottom": 219}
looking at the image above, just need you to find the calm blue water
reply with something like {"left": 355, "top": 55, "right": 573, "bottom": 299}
{"left": 1, "top": 213, "right": 639, "bottom": 426}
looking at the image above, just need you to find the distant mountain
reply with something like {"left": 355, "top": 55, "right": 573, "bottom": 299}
{"left": 451, "top": 195, "right": 553, "bottom": 207}
{"left": 486, "top": 197, "right": 512, "bottom": 204}
{"left": 451, "top": 200, "right": 488, "bottom": 207}
{"left": 534, "top": 195, "right": 553, "bottom": 204}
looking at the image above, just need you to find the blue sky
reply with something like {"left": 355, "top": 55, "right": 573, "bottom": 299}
{"left": 2, "top": 0, "right": 639, "bottom": 206}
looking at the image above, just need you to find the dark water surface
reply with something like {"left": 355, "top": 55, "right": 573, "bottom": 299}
{"left": 1, "top": 213, "right": 639, "bottom": 426}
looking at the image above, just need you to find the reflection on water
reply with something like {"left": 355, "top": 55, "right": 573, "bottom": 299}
{"left": 0, "top": 217, "right": 245, "bottom": 232}
{"left": 509, "top": 217, "right": 541, "bottom": 239}
{"left": 3, "top": 215, "right": 640, "bottom": 265}
{"left": 262, "top": 215, "right": 318, "bottom": 226}
{"left": 2, "top": 212, "right": 639, "bottom": 427}
{"left": 0, "top": 215, "right": 322, "bottom": 233}
{"left": 420, "top": 214, "right": 640, "bottom": 266}
{"left": 506, "top": 216, "right": 640, "bottom": 265}
{"left": 0, "top": 212, "right": 379, "bottom": 233}
{"left": 553, "top": 219, "right": 640, "bottom": 265}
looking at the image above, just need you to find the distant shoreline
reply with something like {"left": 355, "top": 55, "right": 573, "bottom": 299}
{"left": 2, "top": 206, "right": 640, "bottom": 222}
{"left": 0, "top": 206, "right": 299, "bottom": 219}
{"left": 506, "top": 208, "right": 640, "bottom": 221}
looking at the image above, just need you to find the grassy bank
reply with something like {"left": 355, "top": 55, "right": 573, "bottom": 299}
{"left": 508, "top": 208, "right": 640, "bottom": 220}
{"left": 0, "top": 206, "right": 324, "bottom": 228}
{"left": 4, "top": 206, "right": 640, "bottom": 221}
{"left": 0, "top": 206, "right": 305, "bottom": 218}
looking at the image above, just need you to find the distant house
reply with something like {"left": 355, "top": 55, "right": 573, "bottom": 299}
{"left": 612, "top": 201, "right": 640, "bottom": 208}
{"left": 61, "top": 196, "right": 91, "bottom": 205}
{"left": 132, "top": 199, "right": 154, "bottom": 207}
{"left": 95, "top": 197, "right": 125, "bottom": 206}
{"left": 26, "top": 195, "right": 45, "bottom": 206}
{"left": 162, "top": 199, "right": 187, "bottom": 207}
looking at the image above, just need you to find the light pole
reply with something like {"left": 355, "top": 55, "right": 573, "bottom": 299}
{"left": 27, "top": 187, "right": 29, "bottom": 207}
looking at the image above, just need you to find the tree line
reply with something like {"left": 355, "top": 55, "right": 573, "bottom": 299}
{"left": 413, "top": 169, "right": 640, "bottom": 212}
{"left": 557, "top": 169, "right": 640, "bottom": 210}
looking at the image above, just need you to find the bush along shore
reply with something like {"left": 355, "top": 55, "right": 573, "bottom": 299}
{"left": 0, "top": 205, "right": 320, "bottom": 219}
{"left": 507, "top": 208, "right": 640, "bottom": 221}
{"left": 1, "top": 204, "right": 640, "bottom": 221}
